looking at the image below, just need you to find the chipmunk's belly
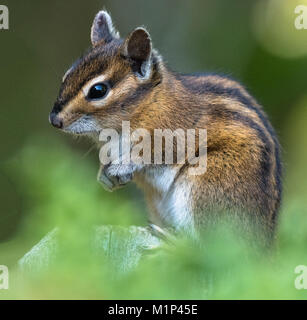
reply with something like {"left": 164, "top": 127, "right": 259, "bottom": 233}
{"left": 135, "top": 166, "right": 195, "bottom": 233}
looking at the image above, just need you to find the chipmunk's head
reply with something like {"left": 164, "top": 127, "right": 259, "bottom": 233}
{"left": 49, "top": 10, "right": 162, "bottom": 138}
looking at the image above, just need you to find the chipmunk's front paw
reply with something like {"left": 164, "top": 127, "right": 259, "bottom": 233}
{"left": 97, "top": 164, "right": 133, "bottom": 192}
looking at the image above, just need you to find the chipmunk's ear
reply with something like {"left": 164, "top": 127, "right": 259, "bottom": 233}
{"left": 123, "top": 27, "right": 152, "bottom": 79}
{"left": 91, "top": 11, "right": 120, "bottom": 46}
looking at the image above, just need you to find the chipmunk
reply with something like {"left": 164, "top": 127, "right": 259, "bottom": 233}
{"left": 49, "top": 11, "right": 282, "bottom": 244}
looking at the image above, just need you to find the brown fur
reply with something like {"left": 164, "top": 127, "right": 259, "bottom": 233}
{"left": 50, "top": 11, "right": 282, "bottom": 245}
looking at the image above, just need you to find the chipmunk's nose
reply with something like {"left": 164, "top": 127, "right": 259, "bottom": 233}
{"left": 49, "top": 112, "right": 63, "bottom": 129}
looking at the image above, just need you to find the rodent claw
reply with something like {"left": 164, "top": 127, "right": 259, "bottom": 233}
{"left": 97, "top": 165, "right": 132, "bottom": 192}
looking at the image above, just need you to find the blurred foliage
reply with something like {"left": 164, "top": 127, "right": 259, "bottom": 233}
{"left": 0, "top": 0, "right": 307, "bottom": 299}
{"left": 0, "top": 137, "right": 306, "bottom": 299}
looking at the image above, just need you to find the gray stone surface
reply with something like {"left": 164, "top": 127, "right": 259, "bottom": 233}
{"left": 18, "top": 225, "right": 161, "bottom": 274}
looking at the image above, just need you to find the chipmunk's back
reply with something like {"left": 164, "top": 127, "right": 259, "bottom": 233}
{"left": 171, "top": 72, "right": 282, "bottom": 240}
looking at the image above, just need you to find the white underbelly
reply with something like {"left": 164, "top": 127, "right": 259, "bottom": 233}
{"left": 143, "top": 166, "right": 194, "bottom": 233}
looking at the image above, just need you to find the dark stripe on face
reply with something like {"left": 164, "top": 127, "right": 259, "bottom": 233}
{"left": 116, "top": 81, "right": 158, "bottom": 111}
{"left": 111, "top": 60, "right": 162, "bottom": 111}
{"left": 55, "top": 42, "right": 123, "bottom": 111}
{"left": 58, "top": 59, "right": 107, "bottom": 106}
{"left": 107, "top": 69, "right": 128, "bottom": 89}
{"left": 51, "top": 101, "right": 62, "bottom": 114}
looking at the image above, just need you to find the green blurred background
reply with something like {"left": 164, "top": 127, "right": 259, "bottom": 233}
{"left": 0, "top": 0, "right": 307, "bottom": 299}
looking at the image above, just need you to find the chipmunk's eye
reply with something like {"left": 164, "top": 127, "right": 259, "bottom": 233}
{"left": 87, "top": 82, "right": 108, "bottom": 100}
